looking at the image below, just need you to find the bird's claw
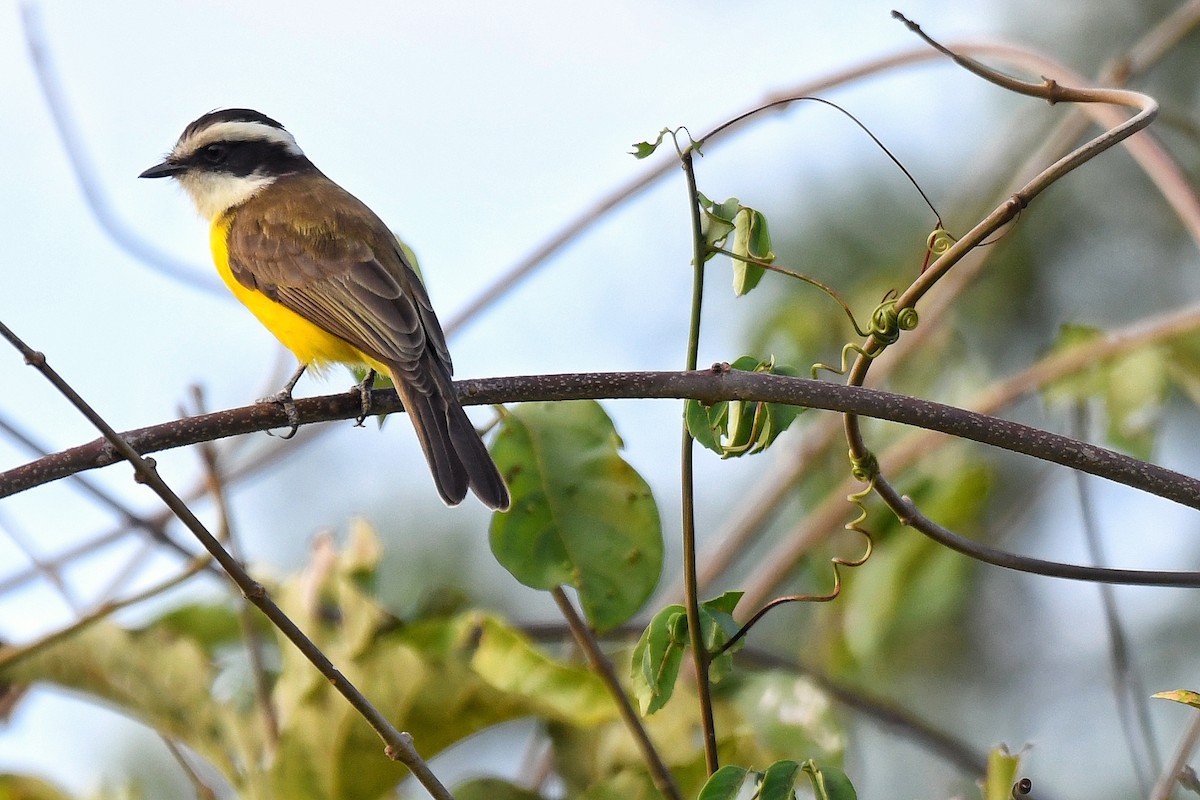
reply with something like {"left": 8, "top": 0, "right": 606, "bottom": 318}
{"left": 353, "top": 370, "right": 377, "bottom": 427}
{"left": 257, "top": 388, "right": 301, "bottom": 438}
{"left": 258, "top": 363, "right": 307, "bottom": 439}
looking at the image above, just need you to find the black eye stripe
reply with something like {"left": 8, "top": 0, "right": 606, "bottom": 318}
{"left": 189, "top": 139, "right": 306, "bottom": 177}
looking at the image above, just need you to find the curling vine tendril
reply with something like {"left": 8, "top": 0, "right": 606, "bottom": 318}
{"left": 810, "top": 289, "right": 920, "bottom": 379}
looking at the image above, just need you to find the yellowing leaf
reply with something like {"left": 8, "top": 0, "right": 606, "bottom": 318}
{"left": 1153, "top": 689, "right": 1200, "bottom": 709}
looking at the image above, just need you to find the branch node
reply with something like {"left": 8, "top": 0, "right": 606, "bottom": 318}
{"left": 1042, "top": 77, "right": 1063, "bottom": 105}
{"left": 132, "top": 457, "right": 157, "bottom": 485}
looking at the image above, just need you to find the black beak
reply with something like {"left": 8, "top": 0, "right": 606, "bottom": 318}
{"left": 138, "top": 160, "right": 185, "bottom": 179}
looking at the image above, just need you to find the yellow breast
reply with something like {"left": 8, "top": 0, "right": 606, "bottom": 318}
{"left": 210, "top": 215, "right": 383, "bottom": 373}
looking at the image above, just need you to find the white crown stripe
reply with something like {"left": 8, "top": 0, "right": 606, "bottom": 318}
{"left": 174, "top": 121, "right": 304, "bottom": 160}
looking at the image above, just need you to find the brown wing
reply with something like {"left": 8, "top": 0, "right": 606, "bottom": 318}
{"left": 225, "top": 172, "right": 509, "bottom": 510}
{"left": 225, "top": 172, "right": 454, "bottom": 388}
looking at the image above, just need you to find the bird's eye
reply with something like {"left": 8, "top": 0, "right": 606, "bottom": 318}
{"left": 200, "top": 143, "right": 228, "bottom": 165}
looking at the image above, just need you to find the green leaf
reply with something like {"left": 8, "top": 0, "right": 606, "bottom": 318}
{"left": 1153, "top": 689, "right": 1200, "bottom": 709}
{"left": 631, "top": 604, "right": 689, "bottom": 714}
{"left": 1104, "top": 345, "right": 1166, "bottom": 459}
{"left": 697, "top": 765, "right": 750, "bottom": 800}
{"left": 758, "top": 760, "right": 802, "bottom": 800}
{"left": 630, "top": 593, "right": 743, "bottom": 715}
{"left": 1, "top": 617, "right": 240, "bottom": 784}
{"left": 151, "top": 602, "right": 243, "bottom": 654}
{"left": 688, "top": 357, "right": 802, "bottom": 458}
{"left": 731, "top": 208, "right": 773, "bottom": 296}
{"left": 631, "top": 141, "right": 659, "bottom": 159}
{"left": 801, "top": 759, "right": 857, "bottom": 800}
{"left": 685, "top": 398, "right": 727, "bottom": 455}
{"left": 700, "top": 591, "right": 743, "bottom": 683}
{"left": 489, "top": 401, "right": 663, "bottom": 631}
{"left": 631, "top": 127, "right": 678, "bottom": 159}
{"left": 699, "top": 195, "right": 740, "bottom": 256}
{"left": 982, "top": 746, "right": 1021, "bottom": 800}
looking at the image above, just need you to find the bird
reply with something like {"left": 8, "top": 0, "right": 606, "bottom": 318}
{"left": 139, "top": 108, "right": 510, "bottom": 510}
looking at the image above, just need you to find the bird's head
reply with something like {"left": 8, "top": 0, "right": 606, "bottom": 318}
{"left": 139, "top": 108, "right": 311, "bottom": 220}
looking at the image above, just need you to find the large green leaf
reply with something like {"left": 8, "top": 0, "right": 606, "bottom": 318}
{"left": 490, "top": 401, "right": 663, "bottom": 630}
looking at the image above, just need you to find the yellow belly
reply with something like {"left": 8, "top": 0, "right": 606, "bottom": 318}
{"left": 210, "top": 217, "right": 387, "bottom": 374}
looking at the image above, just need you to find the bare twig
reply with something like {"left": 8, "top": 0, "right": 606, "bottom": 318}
{"left": 0, "top": 413, "right": 199, "bottom": 562}
{"left": 1151, "top": 711, "right": 1200, "bottom": 800}
{"left": 18, "top": 2, "right": 220, "bottom": 295}
{"left": 160, "top": 735, "right": 220, "bottom": 800}
{"left": 0, "top": 556, "right": 209, "bottom": 671}
{"left": 190, "top": 386, "right": 281, "bottom": 750}
{"left": 1071, "top": 404, "right": 1159, "bottom": 793}
{"left": 0, "top": 507, "right": 81, "bottom": 613}
{"left": 0, "top": 319, "right": 455, "bottom": 800}
{"left": 550, "top": 588, "right": 681, "bottom": 800}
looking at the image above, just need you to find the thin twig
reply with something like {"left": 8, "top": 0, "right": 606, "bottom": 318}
{"left": 160, "top": 735, "right": 220, "bottom": 800}
{"left": 190, "top": 386, "right": 281, "bottom": 750}
{"left": 0, "top": 556, "right": 210, "bottom": 671}
{"left": 677, "top": 146, "right": 720, "bottom": 775}
{"left": 0, "top": 507, "right": 81, "bottom": 613}
{"left": 550, "top": 588, "right": 681, "bottom": 800}
{"left": 0, "top": 413, "right": 201, "bottom": 564}
{"left": 0, "top": 319, "right": 455, "bottom": 800}
{"left": 93, "top": 538, "right": 159, "bottom": 606}
{"left": 1071, "top": 403, "right": 1159, "bottom": 793}
{"left": 18, "top": 2, "right": 220, "bottom": 295}
{"left": 1151, "top": 711, "right": 1200, "bottom": 800}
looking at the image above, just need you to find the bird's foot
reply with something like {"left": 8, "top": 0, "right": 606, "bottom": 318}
{"left": 352, "top": 370, "right": 377, "bottom": 427}
{"left": 257, "top": 364, "right": 307, "bottom": 439}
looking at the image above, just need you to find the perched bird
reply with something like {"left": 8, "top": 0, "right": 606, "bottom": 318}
{"left": 140, "top": 108, "right": 509, "bottom": 510}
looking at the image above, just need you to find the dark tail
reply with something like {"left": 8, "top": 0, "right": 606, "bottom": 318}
{"left": 390, "top": 367, "right": 510, "bottom": 511}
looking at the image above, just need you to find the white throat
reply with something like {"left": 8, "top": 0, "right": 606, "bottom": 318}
{"left": 177, "top": 170, "right": 277, "bottom": 221}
